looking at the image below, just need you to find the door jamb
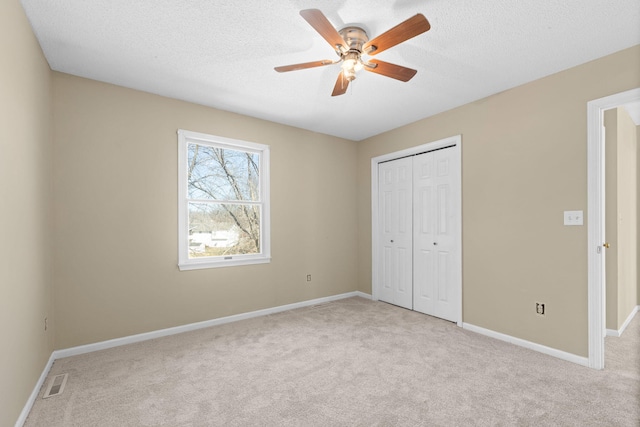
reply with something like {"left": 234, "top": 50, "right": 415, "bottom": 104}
{"left": 371, "top": 135, "right": 463, "bottom": 326}
{"left": 587, "top": 87, "right": 640, "bottom": 369}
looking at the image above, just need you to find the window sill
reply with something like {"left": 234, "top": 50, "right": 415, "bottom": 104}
{"left": 178, "top": 257, "right": 271, "bottom": 271}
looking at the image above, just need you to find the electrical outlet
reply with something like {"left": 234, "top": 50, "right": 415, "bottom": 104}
{"left": 535, "top": 303, "right": 545, "bottom": 316}
{"left": 306, "top": 274, "right": 312, "bottom": 282}
{"left": 44, "top": 317, "right": 48, "bottom": 331}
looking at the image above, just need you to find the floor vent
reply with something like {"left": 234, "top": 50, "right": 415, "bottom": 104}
{"left": 43, "top": 373, "right": 68, "bottom": 399}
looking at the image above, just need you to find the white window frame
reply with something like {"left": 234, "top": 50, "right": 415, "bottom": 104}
{"left": 177, "top": 129, "right": 271, "bottom": 270}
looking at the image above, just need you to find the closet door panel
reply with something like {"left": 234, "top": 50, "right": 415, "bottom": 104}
{"left": 378, "top": 157, "right": 413, "bottom": 309}
{"left": 413, "top": 148, "right": 458, "bottom": 322}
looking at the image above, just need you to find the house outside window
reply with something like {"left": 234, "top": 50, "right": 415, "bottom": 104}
{"left": 177, "top": 129, "right": 270, "bottom": 270}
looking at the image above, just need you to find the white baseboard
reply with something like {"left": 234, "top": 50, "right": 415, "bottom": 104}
{"left": 606, "top": 305, "right": 639, "bottom": 337}
{"left": 16, "top": 291, "right": 368, "bottom": 426}
{"left": 14, "top": 352, "right": 55, "bottom": 427}
{"left": 462, "top": 323, "right": 589, "bottom": 367}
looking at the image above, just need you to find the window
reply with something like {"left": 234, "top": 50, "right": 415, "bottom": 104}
{"left": 177, "top": 130, "right": 270, "bottom": 270}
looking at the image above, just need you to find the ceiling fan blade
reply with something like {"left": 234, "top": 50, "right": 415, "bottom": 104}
{"left": 363, "top": 14, "right": 430, "bottom": 56}
{"left": 365, "top": 59, "right": 417, "bottom": 82}
{"left": 274, "top": 59, "right": 336, "bottom": 73}
{"left": 331, "top": 71, "right": 350, "bottom": 96}
{"left": 300, "top": 9, "right": 347, "bottom": 52}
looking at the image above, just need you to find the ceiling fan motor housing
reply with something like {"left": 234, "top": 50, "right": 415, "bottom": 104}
{"left": 338, "top": 26, "right": 369, "bottom": 52}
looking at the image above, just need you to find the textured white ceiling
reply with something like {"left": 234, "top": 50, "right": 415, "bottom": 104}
{"left": 20, "top": 0, "right": 640, "bottom": 141}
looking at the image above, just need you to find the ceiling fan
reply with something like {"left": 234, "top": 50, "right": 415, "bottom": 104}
{"left": 274, "top": 9, "right": 431, "bottom": 96}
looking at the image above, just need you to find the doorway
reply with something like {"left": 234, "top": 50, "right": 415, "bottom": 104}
{"left": 587, "top": 87, "right": 640, "bottom": 369}
{"left": 371, "top": 135, "right": 462, "bottom": 325}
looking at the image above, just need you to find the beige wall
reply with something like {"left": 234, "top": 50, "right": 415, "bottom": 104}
{"left": 52, "top": 73, "right": 358, "bottom": 349}
{"left": 605, "top": 107, "right": 638, "bottom": 330}
{"left": 616, "top": 109, "right": 638, "bottom": 326}
{"left": 357, "top": 45, "right": 640, "bottom": 357}
{"left": 605, "top": 109, "right": 619, "bottom": 328}
{"left": 0, "top": 1, "right": 54, "bottom": 425}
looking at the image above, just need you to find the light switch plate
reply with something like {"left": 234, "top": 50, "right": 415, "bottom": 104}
{"left": 564, "top": 210, "right": 583, "bottom": 226}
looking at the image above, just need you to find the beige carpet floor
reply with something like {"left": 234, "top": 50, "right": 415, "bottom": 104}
{"left": 25, "top": 297, "right": 639, "bottom": 426}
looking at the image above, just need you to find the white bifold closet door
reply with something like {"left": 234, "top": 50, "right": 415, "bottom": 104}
{"left": 378, "top": 147, "right": 459, "bottom": 322}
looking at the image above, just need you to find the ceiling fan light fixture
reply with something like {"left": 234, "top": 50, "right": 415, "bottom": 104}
{"left": 341, "top": 52, "right": 363, "bottom": 81}
{"left": 342, "top": 67, "right": 357, "bottom": 82}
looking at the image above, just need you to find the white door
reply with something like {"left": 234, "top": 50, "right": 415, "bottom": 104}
{"left": 378, "top": 157, "right": 413, "bottom": 310}
{"left": 413, "top": 148, "right": 459, "bottom": 322}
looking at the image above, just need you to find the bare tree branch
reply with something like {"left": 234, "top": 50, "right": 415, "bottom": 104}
{"left": 187, "top": 144, "right": 261, "bottom": 255}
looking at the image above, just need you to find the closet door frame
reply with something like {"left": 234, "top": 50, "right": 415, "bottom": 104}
{"left": 371, "top": 135, "right": 462, "bottom": 326}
